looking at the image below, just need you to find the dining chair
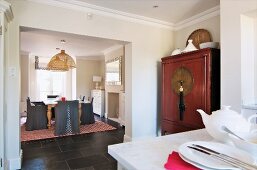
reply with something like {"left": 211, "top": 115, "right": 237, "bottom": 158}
{"left": 27, "top": 97, "right": 45, "bottom": 106}
{"left": 54, "top": 100, "right": 80, "bottom": 136}
{"left": 80, "top": 98, "right": 95, "bottom": 125}
{"left": 82, "top": 96, "right": 85, "bottom": 102}
{"left": 25, "top": 97, "right": 48, "bottom": 131}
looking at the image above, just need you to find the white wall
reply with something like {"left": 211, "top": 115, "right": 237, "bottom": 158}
{"left": 20, "top": 55, "right": 28, "bottom": 101}
{"left": 28, "top": 55, "right": 36, "bottom": 100}
{"left": 76, "top": 58, "right": 104, "bottom": 99}
{"left": 124, "top": 43, "right": 132, "bottom": 141}
{"left": 220, "top": 0, "right": 257, "bottom": 112}
{"left": 174, "top": 15, "right": 220, "bottom": 51}
{"left": 105, "top": 46, "right": 125, "bottom": 118}
{"left": 19, "top": 55, "right": 29, "bottom": 113}
{"left": 5, "top": 0, "right": 173, "bottom": 168}
{"left": 0, "top": 7, "right": 10, "bottom": 170}
{"left": 254, "top": 18, "right": 257, "bottom": 102}
{"left": 241, "top": 14, "right": 256, "bottom": 105}
{"left": 5, "top": 11, "right": 20, "bottom": 169}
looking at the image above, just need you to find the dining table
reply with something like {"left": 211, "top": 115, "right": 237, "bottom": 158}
{"left": 108, "top": 129, "right": 254, "bottom": 170}
{"left": 43, "top": 99, "right": 90, "bottom": 128}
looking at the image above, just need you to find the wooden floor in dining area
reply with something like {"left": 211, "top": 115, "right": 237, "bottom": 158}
{"left": 21, "top": 116, "right": 125, "bottom": 170}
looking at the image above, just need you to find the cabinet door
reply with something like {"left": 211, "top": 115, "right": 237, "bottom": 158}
{"left": 163, "top": 55, "right": 207, "bottom": 128}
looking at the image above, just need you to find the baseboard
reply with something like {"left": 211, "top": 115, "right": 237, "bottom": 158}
{"left": 123, "top": 135, "right": 132, "bottom": 142}
{"left": 8, "top": 152, "right": 21, "bottom": 170}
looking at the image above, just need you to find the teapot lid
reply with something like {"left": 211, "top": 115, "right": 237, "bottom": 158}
{"left": 222, "top": 105, "right": 231, "bottom": 110}
{"left": 214, "top": 105, "right": 240, "bottom": 116}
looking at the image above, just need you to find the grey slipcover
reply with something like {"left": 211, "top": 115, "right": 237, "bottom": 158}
{"left": 25, "top": 98, "right": 48, "bottom": 131}
{"left": 80, "top": 99, "right": 95, "bottom": 125}
{"left": 54, "top": 100, "right": 80, "bottom": 136}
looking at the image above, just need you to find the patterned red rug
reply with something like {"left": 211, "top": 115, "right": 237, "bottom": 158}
{"left": 21, "top": 121, "right": 116, "bottom": 142}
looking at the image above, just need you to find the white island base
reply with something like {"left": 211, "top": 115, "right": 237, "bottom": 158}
{"left": 108, "top": 129, "right": 213, "bottom": 170}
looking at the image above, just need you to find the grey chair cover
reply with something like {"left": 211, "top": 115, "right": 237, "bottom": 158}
{"left": 80, "top": 98, "right": 95, "bottom": 125}
{"left": 25, "top": 98, "right": 48, "bottom": 131}
{"left": 55, "top": 100, "right": 80, "bottom": 136}
{"left": 31, "top": 101, "right": 45, "bottom": 106}
{"left": 27, "top": 97, "right": 45, "bottom": 106}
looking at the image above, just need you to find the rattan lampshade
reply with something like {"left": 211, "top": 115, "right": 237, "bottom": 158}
{"left": 47, "top": 50, "right": 76, "bottom": 71}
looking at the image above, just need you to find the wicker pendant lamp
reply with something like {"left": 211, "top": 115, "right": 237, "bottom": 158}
{"left": 47, "top": 50, "right": 76, "bottom": 71}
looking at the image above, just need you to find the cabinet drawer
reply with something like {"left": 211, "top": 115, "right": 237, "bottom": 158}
{"left": 161, "top": 120, "right": 202, "bottom": 134}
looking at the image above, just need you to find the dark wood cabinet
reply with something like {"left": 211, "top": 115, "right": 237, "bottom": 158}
{"left": 161, "top": 48, "right": 220, "bottom": 135}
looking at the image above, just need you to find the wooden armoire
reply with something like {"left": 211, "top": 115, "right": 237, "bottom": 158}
{"left": 161, "top": 48, "right": 220, "bottom": 135}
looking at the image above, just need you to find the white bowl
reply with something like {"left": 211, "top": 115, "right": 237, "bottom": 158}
{"left": 199, "top": 42, "right": 219, "bottom": 49}
{"left": 171, "top": 48, "right": 182, "bottom": 55}
{"left": 229, "top": 132, "right": 257, "bottom": 156}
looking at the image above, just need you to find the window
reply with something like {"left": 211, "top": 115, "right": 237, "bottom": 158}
{"left": 36, "top": 70, "right": 66, "bottom": 100}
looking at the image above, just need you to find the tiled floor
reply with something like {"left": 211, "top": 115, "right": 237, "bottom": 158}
{"left": 21, "top": 116, "right": 124, "bottom": 170}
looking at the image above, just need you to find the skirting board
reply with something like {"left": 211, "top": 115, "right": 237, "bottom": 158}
{"left": 8, "top": 150, "right": 22, "bottom": 170}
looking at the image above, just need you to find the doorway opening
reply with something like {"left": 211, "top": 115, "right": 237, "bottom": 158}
{"left": 19, "top": 26, "right": 129, "bottom": 142}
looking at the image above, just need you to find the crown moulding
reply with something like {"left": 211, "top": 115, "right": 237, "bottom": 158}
{"left": 0, "top": 0, "right": 13, "bottom": 23}
{"left": 26, "top": 0, "right": 219, "bottom": 31}
{"left": 174, "top": 6, "right": 220, "bottom": 31}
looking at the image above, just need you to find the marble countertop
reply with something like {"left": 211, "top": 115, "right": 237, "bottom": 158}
{"left": 108, "top": 129, "right": 213, "bottom": 170}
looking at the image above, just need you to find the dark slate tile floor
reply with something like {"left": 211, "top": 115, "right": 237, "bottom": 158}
{"left": 21, "top": 116, "right": 124, "bottom": 170}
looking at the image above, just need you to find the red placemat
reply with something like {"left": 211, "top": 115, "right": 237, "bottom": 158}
{"left": 164, "top": 151, "right": 201, "bottom": 170}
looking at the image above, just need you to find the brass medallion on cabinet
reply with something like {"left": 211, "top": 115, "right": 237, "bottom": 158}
{"left": 161, "top": 48, "right": 220, "bottom": 135}
{"left": 171, "top": 67, "right": 194, "bottom": 121}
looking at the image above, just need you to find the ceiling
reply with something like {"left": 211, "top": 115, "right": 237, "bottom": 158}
{"left": 75, "top": 0, "right": 219, "bottom": 23}
{"left": 20, "top": 27, "right": 125, "bottom": 59}
{"left": 21, "top": 0, "right": 220, "bottom": 58}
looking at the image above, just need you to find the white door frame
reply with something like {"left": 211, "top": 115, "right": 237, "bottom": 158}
{"left": 0, "top": 12, "right": 4, "bottom": 170}
{"left": 0, "top": 1, "right": 13, "bottom": 169}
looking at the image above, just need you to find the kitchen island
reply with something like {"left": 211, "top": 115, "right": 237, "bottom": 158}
{"left": 108, "top": 129, "right": 212, "bottom": 170}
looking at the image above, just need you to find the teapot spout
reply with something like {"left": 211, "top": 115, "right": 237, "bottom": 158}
{"left": 196, "top": 109, "right": 209, "bottom": 125}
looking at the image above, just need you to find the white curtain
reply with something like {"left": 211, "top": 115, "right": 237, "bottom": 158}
{"left": 36, "top": 70, "right": 67, "bottom": 101}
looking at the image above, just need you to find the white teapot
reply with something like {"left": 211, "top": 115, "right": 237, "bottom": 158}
{"left": 196, "top": 106, "right": 252, "bottom": 142}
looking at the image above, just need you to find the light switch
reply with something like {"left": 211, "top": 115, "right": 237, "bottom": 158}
{"left": 8, "top": 67, "right": 16, "bottom": 77}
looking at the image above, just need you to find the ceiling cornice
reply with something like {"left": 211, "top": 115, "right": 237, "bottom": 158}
{"left": 103, "top": 45, "right": 124, "bottom": 55}
{"left": 26, "top": 0, "right": 219, "bottom": 31}
{"left": 174, "top": 6, "right": 220, "bottom": 31}
{"left": 76, "top": 55, "right": 105, "bottom": 61}
{"left": 0, "top": 0, "right": 13, "bottom": 22}
{"left": 27, "top": 0, "right": 174, "bottom": 30}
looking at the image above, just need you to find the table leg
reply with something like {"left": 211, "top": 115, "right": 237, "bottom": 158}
{"left": 47, "top": 104, "right": 52, "bottom": 128}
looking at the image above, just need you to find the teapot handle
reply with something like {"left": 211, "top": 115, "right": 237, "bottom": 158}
{"left": 247, "top": 114, "right": 257, "bottom": 123}
{"left": 248, "top": 114, "right": 257, "bottom": 133}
